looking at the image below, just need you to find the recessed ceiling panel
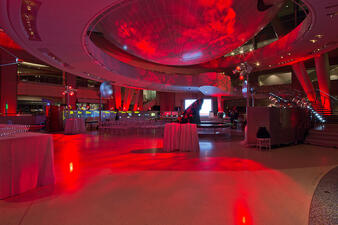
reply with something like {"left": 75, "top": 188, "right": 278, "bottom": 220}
{"left": 94, "top": 0, "right": 282, "bottom": 66}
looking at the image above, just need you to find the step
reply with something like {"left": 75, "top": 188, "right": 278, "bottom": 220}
{"left": 314, "top": 124, "right": 338, "bottom": 129}
{"left": 305, "top": 138, "right": 338, "bottom": 148}
{"left": 306, "top": 135, "right": 338, "bottom": 143}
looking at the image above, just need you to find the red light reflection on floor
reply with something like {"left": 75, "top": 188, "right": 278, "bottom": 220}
{"left": 69, "top": 162, "right": 74, "bottom": 173}
{"left": 234, "top": 198, "right": 253, "bottom": 225}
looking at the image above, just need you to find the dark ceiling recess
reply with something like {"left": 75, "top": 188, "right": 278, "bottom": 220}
{"left": 257, "top": 0, "right": 274, "bottom": 12}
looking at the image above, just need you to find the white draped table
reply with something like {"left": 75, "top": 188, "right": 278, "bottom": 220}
{"left": 64, "top": 118, "right": 86, "bottom": 134}
{"left": 163, "top": 123, "right": 199, "bottom": 152}
{"left": 0, "top": 132, "right": 56, "bottom": 199}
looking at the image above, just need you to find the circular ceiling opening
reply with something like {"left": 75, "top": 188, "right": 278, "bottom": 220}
{"left": 91, "top": 0, "right": 283, "bottom": 66}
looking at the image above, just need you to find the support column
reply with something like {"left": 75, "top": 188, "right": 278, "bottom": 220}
{"left": 159, "top": 92, "right": 175, "bottom": 111}
{"left": 65, "top": 73, "right": 77, "bottom": 110}
{"left": 292, "top": 71, "right": 303, "bottom": 91}
{"left": 107, "top": 98, "right": 115, "bottom": 110}
{"left": 123, "top": 88, "right": 134, "bottom": 111}
{"left": 292, "top": 62, "right": 316, "bottom": 102}
{"left": 0, "top": 53, "right": 17, "bottom": 115}
{"left": 314, "top": 53, "right": 331, "bottom": 111}
{"left": 217, "top": 96, "right": 224, "bottom": 112}
{"left": 138, "top": 90, "right": 143, "bottom": 111}
{"left": 113, "top": 86, "right": 122, "bottom": 110}
{"left": 133, "top": 90, "right": 140, "bottom": 111}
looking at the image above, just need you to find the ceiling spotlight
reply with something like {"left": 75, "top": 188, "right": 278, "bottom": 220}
{"left": 280, "top": 56, "right": 284, "bottom": 59}
{"left": 315, "top": 34, "right": 324, "bottom": 39}
{"left": 287, "top": 52, "right": 291, "bottom": 56}
{"left": 310, "top": 39, "right": 317, "bottom": 43}
{"left": 239, "top": 49, "right": 244, "bottom": 54}
{"left": 123, "top": 45, "right": 128, "bottom": 50}
{"left": 255, "top": 62, "right": 260, "bottom": 66}
{"left": 231, "top": 52, "right": 235, "bottom": 56}
{"left": 249, "top": 48, "right": 254, "bottom": 52}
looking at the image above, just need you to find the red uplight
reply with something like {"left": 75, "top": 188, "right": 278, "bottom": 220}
{"left": 239, "top": 75, "right": 244, "bottom": 80}
{"left": 236, "top": 66, "right": 241, "bottom": 71}
{"left": 62, "top": 92, "right": 66, "bottom": 95}
{"left": 70, "top": 92, "right": 74, "bottom": 96}
{"left": 69, "top": 162, "right": 74, "bottom": 173}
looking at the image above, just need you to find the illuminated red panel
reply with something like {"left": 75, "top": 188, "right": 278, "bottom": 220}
{"left": 0, "top": 31, "right": 22, "bottom": 49}
{"left": 96, "top": 0, "right": 282, "bottom": 66}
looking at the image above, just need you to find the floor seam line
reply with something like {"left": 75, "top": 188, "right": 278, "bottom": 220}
{"left": 17, "top": 201, "right": 34, "bottom": 225}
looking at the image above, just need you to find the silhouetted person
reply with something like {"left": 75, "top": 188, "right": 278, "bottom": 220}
{"left": 115, "top": 109, "right": 119, "bottom": 121}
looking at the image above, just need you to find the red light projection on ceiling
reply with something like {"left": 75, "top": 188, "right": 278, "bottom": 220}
{"left": 95, "top": 0, "right": 281, "bottom": 66}
{"left": 0, "top": 31, "right": 22, "bottom": 49}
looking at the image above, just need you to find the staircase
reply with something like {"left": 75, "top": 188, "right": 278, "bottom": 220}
{"left": 269, "top": 90, "right": 338, "bottom": 148}
{"left": 304, "top": 93, "right": 338, "bottom": 147}
{"left": 310, "top": 102, "right": 332, "bottom": 116}
{"left": 143, "top": 98, "right": 157, "bottom": 111}
{"left": 305, "top": 124, "right": 338, "bottom": 148}
{"left": 326, "top": 115, "right": 338, "bottom": 123}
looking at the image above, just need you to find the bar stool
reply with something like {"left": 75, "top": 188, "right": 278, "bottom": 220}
{"left": 256, "top": 138, "right": 271, "bottom": 151}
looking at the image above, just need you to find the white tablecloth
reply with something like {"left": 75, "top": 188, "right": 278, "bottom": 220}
{"left": 0, "top": 132, "right": 56, "bottom": 199}
{"left": 163, "top": 123, "right": 199, "bottom": 152}
{"left": 64, "top": 118, "right": 86, "bottom": 134}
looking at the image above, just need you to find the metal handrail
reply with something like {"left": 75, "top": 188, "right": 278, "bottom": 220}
{"left": 316, "top": 89, "right": 338, "bottom": 101}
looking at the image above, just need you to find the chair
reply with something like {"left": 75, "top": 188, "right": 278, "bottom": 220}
{"left": 256, "top": 138, "right": 271, "bottom": 151}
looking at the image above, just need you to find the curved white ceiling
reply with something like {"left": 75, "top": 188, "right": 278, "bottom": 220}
{"left": 0, "top": 0, "right": 337, "bottom": 92}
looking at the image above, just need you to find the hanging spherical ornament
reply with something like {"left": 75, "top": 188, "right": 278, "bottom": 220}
{"left": 100, "top": 81, "right": 113, "bottom": 98}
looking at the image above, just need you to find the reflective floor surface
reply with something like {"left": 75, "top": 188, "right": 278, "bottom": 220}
{"left": 1, "top": 131, "right": 338, "bottom": 225}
